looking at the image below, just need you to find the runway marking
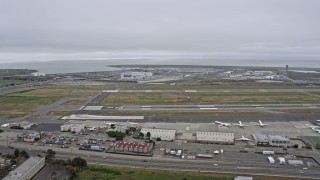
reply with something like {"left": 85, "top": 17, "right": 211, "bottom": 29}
{"left": 141, "top": 108, "right": 151, "bottom": 110}
{"left": 296, "top": 129, "right": 301, "bottom": 133}
{"left": 198, "top": 105, "right": 216, "bottom": 108}
{"left": 199, "top": 108, "right": 218, "bottom": 110}
{"left": 103, "top": 90, "right": 119, "bottom": 93}
{"left": 236, "top": 166, "right": 258, "bottom": 169}
{"left": 255, "top": 107, "right": 265, "bottom": 109}
{"left": 184, "top": 90, "right": 198, "bottom": 92}
{"left": 83, "top": 106, "right": 103, "bottom": 110}
{"left": 145, "top": 90, "right": 152, "bottom": 92}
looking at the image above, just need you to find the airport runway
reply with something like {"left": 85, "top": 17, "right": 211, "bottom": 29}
{"left": 103, "top": 89, "right": 320, "bottom": 93}
{"left": 117, "top": 104, "right": 320, "bottom": 111}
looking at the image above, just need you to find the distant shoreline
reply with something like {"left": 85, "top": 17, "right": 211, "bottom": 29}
{"left": 0, "top": 59, "right": 319, "bottom": 74}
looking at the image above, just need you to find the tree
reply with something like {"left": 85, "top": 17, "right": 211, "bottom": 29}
{"left": 0, "top": 129, "right": 3, "bottom": 133}
{"left": 71, "top": 157, "right": 87, "bottom": 168}
{"left": 14, "top": 149, "right": 20, "bottom": 158}
{"left": 139, "top": 132, "right": 144, "bottom": 138}
{"left": 146, "top": 132, "right": 151, "bottom": 139}
{"left": 107, "top": 131, "right": 126, "bottom": 139}
{"left": 156, "top": 137, "right": 161, "bottom": 141}
{"left": 47, "top": 149, "right": 56, "bottom": 156}
{"left": 46, "top": 149, "right": 56, "bottom": 160}
{"left": 20, "top": 151, "right": 29, "bottom": 158}
{"left": 316, "top": 143, "right": 320, "bottom": 149}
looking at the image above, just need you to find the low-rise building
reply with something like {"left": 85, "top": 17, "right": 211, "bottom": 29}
{"left": 0, "top": 158, "right": 12, "bottom": 167}
{"left": 252, "top": 133, "right": 269, "bottom": 146}
{"left": 111, "top": 141, "right": 153, "bottom": 154}
{"left": 106, "top": 126, "right": 128, "bottom": 133}
{"left": 268, "top": 135, "right": 290, "bottom": 147}
{"left": 3, "top": 157, "right": 45, "bottom": 180}
{"left": 60, "top": 123, "right": 84, "bottom": 133}
{"left": 196, "top": 131, "right": 234, "bottom": 144}
{"left": 288, "top": 160, "right": 304, "bottom": 166}
{"left": 141, "top": 128, "right": 176, "bottom": 141}
{"left": 17, "top": 132, "right": 42, "bottom": 142}
{"left": 253, "top": 133, "right": 290, "bottom": 147}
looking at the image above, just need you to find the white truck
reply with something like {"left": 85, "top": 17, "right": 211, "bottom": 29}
{"left": 268, "top": 156, "right": 275, "bottom": 164}
{"left": 263, "top": 151, "right": 275, "bottom": 155}
{"left": 278, "top": 157, "right": 286, "bottom": 164}
{"left": 176, "top": 150, "right": 182, "bottom": 156}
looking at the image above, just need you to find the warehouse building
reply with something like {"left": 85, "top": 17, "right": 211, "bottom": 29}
{"left": 253, "top": 133, "right": 290, "bottom": 147}
{"left": 60, "top": 123, "right": 84, "bottom": 133}
{"left": 196, "top": 131, "right": 234, "bottom": 144}
{"left": 268, "top": 135, "right": 291, "bottom": 147}
{"left": 111, "top": 141, "right": 153, "bottom": 154}
{"left": 252, "top": 133, "right": 270, "bottom": 146}
{"left": 17, "top": 132, "right": 43, "bottom": 142}
{"left": 288, "top": 160, "right": 304, "bottom": 166}
{"left": 141, "top": 128, "right": 176, "bottom": 141}
{"left": 3, "top": 157, "right": 45, "bottom": 180}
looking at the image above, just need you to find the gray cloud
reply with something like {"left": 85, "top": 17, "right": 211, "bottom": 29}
{"left": 0, "top": 0, "right": 320, "bottom": 63}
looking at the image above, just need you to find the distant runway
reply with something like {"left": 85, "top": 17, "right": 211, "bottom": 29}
{"left": 103, "top": 89, "right": 320, "bottom": 93}
{"left": 116, "top": 104, "right": 320, "bottom": 111}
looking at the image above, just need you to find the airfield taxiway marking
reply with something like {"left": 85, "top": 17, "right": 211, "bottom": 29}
{"left": 184, "top": 90, "right": 198, "bottom": 92}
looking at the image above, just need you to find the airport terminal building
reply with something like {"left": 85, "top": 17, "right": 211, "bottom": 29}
{"left": 196, "top": 131, "right": 234, "bottom": 144}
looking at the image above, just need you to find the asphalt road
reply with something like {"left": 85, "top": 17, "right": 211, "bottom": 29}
{"left": 1, "top": 143, "right": 319, "bottom": 179}
{"left": 57, "top": 152, "right": 320, "bottom": 179}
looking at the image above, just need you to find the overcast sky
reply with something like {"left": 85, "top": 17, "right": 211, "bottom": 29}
{"left": 0, "top": 0, "right": 320, "bottom": 63}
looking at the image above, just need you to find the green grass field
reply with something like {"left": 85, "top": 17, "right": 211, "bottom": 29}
{"left": 0, "top": 80, "right": 29, "bottom": 86}
{"left": 129, "top": 83, "right": 319, "bottom": 90}
{"left": 0, "top": 86, "right": 95, "bottom": 117}
{"left": 79, "top": 165, "right": 232, "bottom": 180}
{"left": 104, "top": 92, "right": 320, "bottom": 105}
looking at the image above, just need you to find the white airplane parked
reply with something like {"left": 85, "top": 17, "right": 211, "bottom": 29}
{"left": 104, "top": 122, "right": 116, "bottom": 126}
{"left": 233, "top": 121, "right": 248, "bottom": 128}
{"left": 256, "top": 120, "right": 269, "bottom": 127}
{"left": 88, "top": 127, "right": 97, "bottom": 131}
{"left": 127, "top": 121, "right": 139, "bottom": 125}
{"left": 235, "top": 136, "right": 251, "bottom": 141}
{"left": 1, "top": 123, "right": 10, "bottom": 128}
{"left": 214, "top": 121, "right": 231, "bottom": 127}
{"left": 309, "top": 125, "right": 320, "bottom": 130}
